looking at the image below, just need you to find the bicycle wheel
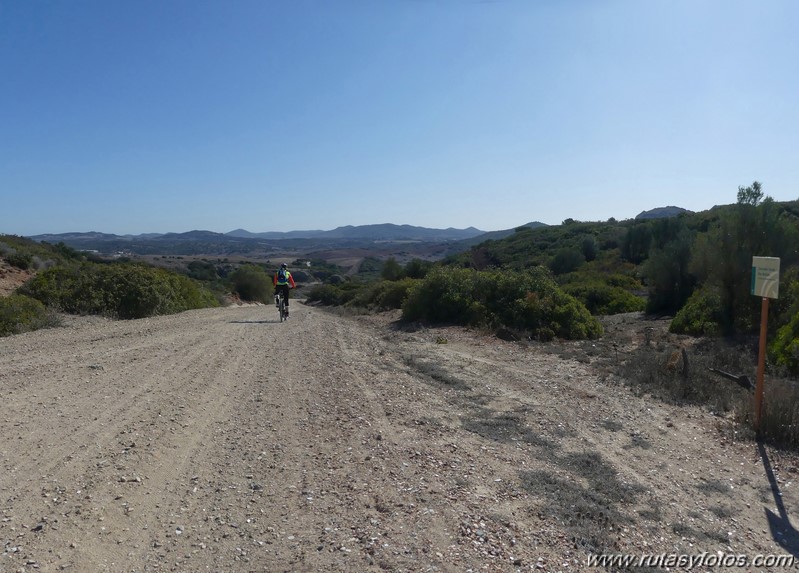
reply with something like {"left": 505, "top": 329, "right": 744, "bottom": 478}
{"left": 278, "top": 297, "right": 286, "bottom": 322}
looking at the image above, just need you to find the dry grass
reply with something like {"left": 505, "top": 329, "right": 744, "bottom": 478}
{"left": 613, "top": 335, "right": 799, "bottom": 447}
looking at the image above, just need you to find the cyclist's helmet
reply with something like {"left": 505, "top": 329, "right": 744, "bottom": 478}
{"left": 281, "top": 263, "right": 287, "bottom": 269}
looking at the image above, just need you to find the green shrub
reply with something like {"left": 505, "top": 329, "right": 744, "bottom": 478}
{"left": 20, "top": 262, "right": 218, "bottom": 319}
{"left": 307, "top": 284, "right": 346, "bottom": 306}
{"left": 380, "top": 257, "right": 404, "bottom": 281}
{"left": 229, "top": 265, "right": 271, "bottom": 303}
{"left": 772, "top": 315, "right": 799, "bottom": 374}
{"left": 402, "top": 266, "right": 601, "bottom": 340}
{"left": 186, "top": 260, "right": 218, "bottom": 281}
{"left": 509, "top": 288, "right": 603, "bottom": 340}
{"left": 18, "top": 265, "right": 88, "bottom": 312}
{"left": 0, "top": 294, "right": 53, "bottom": 336}
{"left": 771, "top": 268, "right": 799, "bottom": 375}
{"left": 7, "top": 252, "right": 33, "bottom": 270}
{"left": 307, "top": 282, "right": 367, "bottom": 307}
{"left": 1, "top": 236, "right": 84, "bottom": 269}
{"left": 604, "top": 273, "right": 643, "bottom": 290}
{"left": 642, "top": 226, "right": 695, "bottom": 315}
{"left": 349, "top": 278, "right": 418, "bottom": 311}
{"left": 580, "top": 235, "right": 598, "bottom": 262}
{"left": 404, "top": 259, "right": 434, "bottom": 279}
{"left": 562, "top": 281, "right": 646, "bottom": 315}
{"left": 374, "top": 278, "right": 418, "bottom": 309}
{"left": 402, "top": 267, "right": 489, "bottom": 326}
{"left": 670, "top": 287, "right": 724, "bottom": 336}
{"left": 548, "top": 248, "right": 584, "bottom": 275}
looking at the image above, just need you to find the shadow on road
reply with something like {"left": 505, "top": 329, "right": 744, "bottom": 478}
{"left": 230, "top": 320, "right": 274, "bottom": 324}
{"left": 759, "top": 440, "right": 799, "bottom": 556}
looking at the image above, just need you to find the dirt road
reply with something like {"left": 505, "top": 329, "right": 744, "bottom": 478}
{"left": 1, "top": 302, "right": 798, "bottom": 572}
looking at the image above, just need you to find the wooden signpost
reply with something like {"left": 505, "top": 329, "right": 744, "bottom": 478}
{"left": 751, "top": 256, "right": 780, "bottom": 434}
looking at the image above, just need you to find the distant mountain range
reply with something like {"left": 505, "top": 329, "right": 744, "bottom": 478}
{"left": 225, "top": 223, "right": 485, "bottom": 242}
{"left": 32, "top": 223, "right": 485, "bottom": 243}
{"left": 28, "top": 223, "right": 498, "bottom": 257}
{"left": 26, "top": 209, "right": 688, "bottom": 257}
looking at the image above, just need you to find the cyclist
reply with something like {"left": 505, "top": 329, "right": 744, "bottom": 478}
{"left": 273, "top": 263, "right": 296, "bottom": 317}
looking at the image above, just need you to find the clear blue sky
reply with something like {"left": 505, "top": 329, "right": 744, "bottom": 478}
{"left": 2, "top": 0, "right": 798, "bottom": 236}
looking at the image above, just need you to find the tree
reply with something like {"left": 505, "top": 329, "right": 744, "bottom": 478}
{"left": 549, "top": 248, "right": 584, "bottom": 275}
{"left": 380, "top": 257, "right": 404, "bottom": 281}
{"left": 621, "top": 223, "right": 652, "bottom": 264}
{"left": 643, "top": 227, "right": 696, "bottom": 314}
{"left": 687, "top": 184, "right": 799, "bottom": 333}
{"left": 737, "top": 181, "right": 763, "bottom": 206}
{"left": 230, "top": 265, "right": 271, "bottom": 303}
{"left": 404, "top": 258, "right": 433, "bottom": 279}
{"left": 580, "top": 235, "right": 598, "bottom": 262}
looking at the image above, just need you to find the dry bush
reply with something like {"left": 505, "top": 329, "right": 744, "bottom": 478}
{"left": 616, "top": 337, "right": 799, "bottom": 447}
{"left": 616, "top": 339, "right": 749, "bottom": 413}
{"left": 756, "top": 377, "right": 799, "bottom": 446}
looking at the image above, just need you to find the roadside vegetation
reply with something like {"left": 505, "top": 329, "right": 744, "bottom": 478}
{"left": 4, "top": 182, "right": 799, "bottom": 443}
{"left": 0, "top": 294, "right": 57, "bottom": 336}
{"left": 305, "top": 183, "right": 799, "bottom": 445}
{"left": 0, "top": 238, "right": 341, "bottom": 330}
{"left": 0, "top": 236, "right": 222, "bottom": 326}
{"left": 20, "top": 263, "right": 219, "bottom": 319}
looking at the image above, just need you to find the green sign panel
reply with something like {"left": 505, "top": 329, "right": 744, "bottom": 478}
{"left": 751, "top": 256, "right": 780, "bottom": 299}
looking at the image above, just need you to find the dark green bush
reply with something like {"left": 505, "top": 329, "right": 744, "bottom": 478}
{"left": 349, "top": 278, "right": 418, "bottom": 311}
{"left": 509, "top": 286, "right": 603, "bottom": 340}
{"left": 308, "top": 279, "right": 415, "bottom": 310}
{"left": 643, "top": 227, "right": 695, "bottom": 315}
{"left": 402, "top": 267, "right": 489, "bottom": 326}
{"left": 772, "top": 315, "right": 799, "bottom": 375}
{"left": 404, "top": 258, "right": 434, "bottom": 279}
{"left": 20, "top": 262, "right": 218, "bottom": 319}
{"left": 7, "top": 252, "right": 33, "bottom": 270}
{"left": 402, "top": 266, "right": 601, "bottom": 340}
{"left": 1, "top": 235, "right": 84, "bottom": 269}
{"left": 771, "top": 267, "right": 799, "bottom": 375}
{"left": 548, "top": 248, "right": 584, "bottom": 275}
{"left": 580, "top": 235, "right": 598, "bottom": 262}
{"left": 357, "top": 257, "right": 382, "bottom": 279}
{"left": 670, "top": 287, "right": 724, "bottom": 336}
{"left": 381, "top": 257, "right": 404, "bottom": 281}
{"left": 307, "top": 284, "right": 346, "bottom": 306}
{"left": 562, "top": 282, "right": 646, "bottom": 315}
{"left": 374, "top": 278, "right": 417, "bottom": 309}
{"left": 18, "top": 265, "right": 92, "bottom": 312}
{"left": 689, "top": 194, "right": 799, "bottom": 335}
{"left": 604, "top": 273, "right": 644, "bottom": 291}
{"left": 0, "top": 294, "right": 53, "bottom": 336}
{"left": 186, "top": 260, "right": 218, "bottom": 281}
{"left": 229, "top": 264, "right": 271, "bottom": 303}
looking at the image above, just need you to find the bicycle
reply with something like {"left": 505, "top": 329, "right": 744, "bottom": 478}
{"left": 275, "top": 291, "right": 288, "bottom": 322}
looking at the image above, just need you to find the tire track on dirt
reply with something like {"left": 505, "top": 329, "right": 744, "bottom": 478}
{"left": 1, "top": 311, "right": 226, "bottom": 483}
{"left": 64, "top": 320, "right": 260, "bottom": 571}
{"left": 0, "top": 307, "right": 286, "bottom": 571}
{"left": 3, "top": 305, "right": 797, "bottom": 572}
